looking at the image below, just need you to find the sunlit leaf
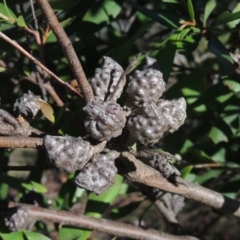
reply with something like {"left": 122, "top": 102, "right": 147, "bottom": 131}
{"left": 16, "top": 15, "right": 27, "bottom": 28}
{"left": 223, "top": 80, "right": 240, "bottom": 93}
{"left": 23, "top": 231, "right": 51, "bottom": 240}
{"left": 1, "top": 1, "right": 17, "bottom": 20}
{"left": 83, "top": 0, "right": 121, "bottom": 24}
{"left": 0, "top": 232, "right": 24, "bottom": 240}
{"left": 181, "top": 165, "right": 193, "bottom": 179}
{"left": 203, "top": 0, "right": 217, "bottom": 26}
{"left": 22, "top": 181, "right": 47, "bottom": 193}
{"left": 209, "top": 126, "right": 228, "bottom": 144}
{"left": 37, "top": 99, "right": 55, "bottom": 123}
{"left": 187, "top": 0, "right": 195, "bottom": 22}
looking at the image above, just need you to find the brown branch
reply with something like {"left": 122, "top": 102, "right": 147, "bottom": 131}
{"left": 0, "top": 31, "right": 81, "bottom": 99}
{"left": 0, "top": 136, "right": 43, "bottom": 149}
{"left": 121, "top": 152, "right": 240, "bottom": 218}
{"left": 36, "top": 0, "right": 94, "bottom": 103}
{"left": 1, "top": 137, "right": 240, "bottom": 219}
{"left": 0, "top": 201, "right": 198, "bottom": 240}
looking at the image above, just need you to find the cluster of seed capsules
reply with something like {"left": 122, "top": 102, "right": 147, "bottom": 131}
{"left": 15, "top": 56, "right": 186, "bottom": 195}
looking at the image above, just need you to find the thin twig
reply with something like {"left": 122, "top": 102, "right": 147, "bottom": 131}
{"left": 0, "top": 201, "right": 199, "bottom": 240}
{"left": 36, "top": 0, "right": 94, "bottom": 103}
{"left": 0, "top": 31, "right": 81, "bottom": 99}
{"left": 0, "top": 136, "right": 43, "bottom": 148}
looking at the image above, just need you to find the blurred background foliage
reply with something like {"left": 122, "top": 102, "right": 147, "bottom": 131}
{"left": 0, "top": 0, "right": 240, "bottom": 239}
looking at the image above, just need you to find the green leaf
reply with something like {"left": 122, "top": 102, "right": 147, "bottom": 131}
{"left": 181, "top": 165, "right": 193, "bottom": 179}
{"left": 23, "top": 231, "right": 51, "bottom": 240}
{"left": 110, "top": 201, "right": 141, "bottom": 219}
{"left": 16, "top": 15, "right": 27, "bottom": 28}
{"left": 59, "top": 227, "right": 82, "bottom": 240}
{"left": 203, "top": 0, "right": 217, "bottom": 26}
{"left": 228, "top": 3, "right": 240, "bottom": 28}
{"left": 0, "top": 232, "right": 24, "bottom": 240}
{"left": 195, "top": 169, "right": 224, "bottom": 184}
{"left": 171, "top": 28, "right": 201, "bottom": 55}
{"left": 208, "top": 36, "right": 234, "bottom": 76}
{"left": 209, "top": 126, "right": 228, "bottom": 144}
{"left": 187, "top": 0, "right": 195, "bottom": 22}
{"left": 22, "top": 181, "right": 47, "bottom": 193}
{"left": 223, "top": 80, "right": 240, "bottom": 93}
{"left": 211, "top": 10, "right": 240, "bottom": 26}
{"left": 2, "top": 0, "right": 17, "bottom": 20}
{"left": 130, "top": 1, "right": 179, "bottom": 29}
{"left": 37, "top": 99, "right": 55, "bottom": 123}
{"left": 151, "top": 41, "right": 176, "bottom": 81}
{"left": 0, "top": 3, "right": 17, "bottom": 23}
{"left": 83, "top": 0, "right": 121, "bottom": 24}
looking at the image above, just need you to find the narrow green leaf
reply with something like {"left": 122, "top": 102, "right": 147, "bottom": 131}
{"left": 130, "top": 1, "right": 179, "bottom": 29}
{"left": 37, "top": 99, "right": 55, "bottom": 123}
{"left": 2, "top": 0, "right": 16, "bottom": 20}
{"left": 209, "top": 126, "right": 228, "bottom": 144}
{"left": 151, "top": 41, "right": 176, "bottom": 82}
{"left": 228, "top": 3, "right": 240, "bottom": 28}
{"left": 0, "top": 3, "right": 17, "bottom": 22}
{"left": 223, "top": 80, "right": 240, "bottom": 93}
{"left": 187, "top": 0, "right": 195, "bottom": 22}
{"left": 211, "top": 10, "right": 240, "bottom": 26}
{"left": 203, "top": 0, "right": 217, "bottom": 26}
{"left": 23, "top": 231, "right": 51, "bottom": 240}
{"left": 208, "top": 36, "right": 234, "bottom": 76}
{"left": 21, "top": 181, "right": 47, "bottom": 193}
{"left": 16, "top": 15, "right": 27, "bottom": 28}
{"left": 83, "top": 0, "right": 121, "bottom": 24}
{"left": 0, "top": 232, "right": 24, "bottom": 240}
{"left": 181, "top": 165, "right": 193, "bottom": 179}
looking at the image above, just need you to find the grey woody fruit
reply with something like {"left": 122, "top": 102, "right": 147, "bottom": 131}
{"left": 43, "top": 135, "right": 94, "bottom": 173}
{"left": 126, "top": 57, "right": 165, "bottom": 107}
{"left": 157, "top": 97, "right": 187, "bottom": 133}
{"left": 4, "top": 207, "right": 30, "bottom": 231}
{"left": 84, "top": 100, "right": 126, "bottom": 141}
{"left": 91, "top": 56, "right": 125, "bottom": 102}
{"left": 127, "top": 101, "right": 168, "bottom": 145}
{"left": 153, "top": 189, "right": 185, "bottom": 215}
{"left": 13, "top": 91, "right": 40, "bottom": 118}
{"left": 134, "top": 149, "right": 181, "bottom": 178}
{"left": 74, "top": 151, "right": 118, "bottom": 195}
